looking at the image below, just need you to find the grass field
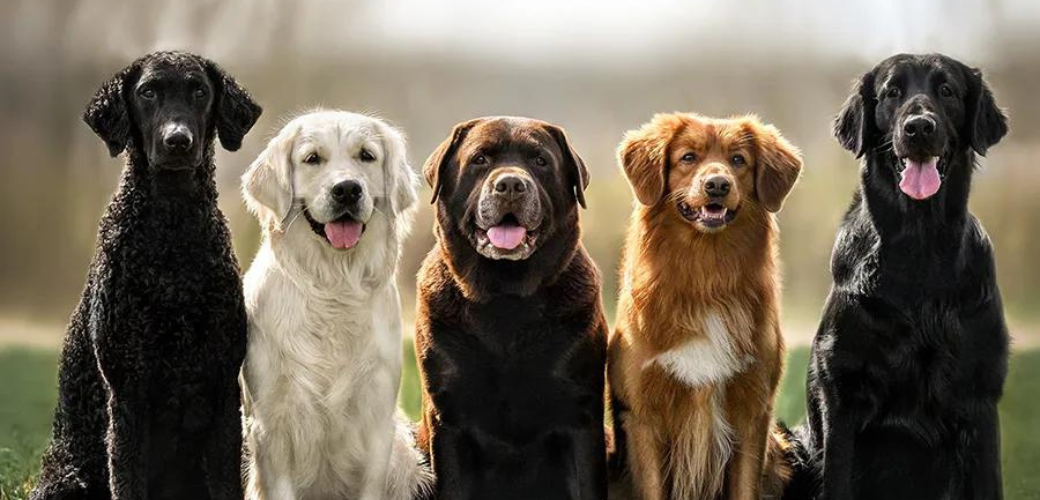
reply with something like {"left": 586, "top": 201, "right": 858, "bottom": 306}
{"left": 2, "top": 345, "right": 1038, "bottom": 500}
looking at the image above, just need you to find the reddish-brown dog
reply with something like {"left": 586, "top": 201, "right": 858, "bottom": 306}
{"left": 608, "top": 113, "right": 802, "bottom": 500}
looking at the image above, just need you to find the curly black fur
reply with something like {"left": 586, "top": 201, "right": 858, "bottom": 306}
{"left": 31, "top": 51, "right": 261, "bottom": 500}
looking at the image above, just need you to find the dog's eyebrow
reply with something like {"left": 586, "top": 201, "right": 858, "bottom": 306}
{"left": 297, "top": 134, "right": 321, "bottom": 146}
{"left": 518, "top": 139, "right": 551, "bottom": 154}
{"left": 733, "top": 132, "right": 756, "bottom": 149}
{"left": 341, "top": 126, "right": 379, "bottom": 144}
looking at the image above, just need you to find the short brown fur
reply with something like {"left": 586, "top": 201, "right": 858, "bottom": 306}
{"left": 609, "top": 112, "right": 802, "bottom": 500}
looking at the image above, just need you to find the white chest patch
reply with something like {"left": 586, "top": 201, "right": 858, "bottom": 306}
{"left": 644, "top": 309, "right": 752, "bottom": 388}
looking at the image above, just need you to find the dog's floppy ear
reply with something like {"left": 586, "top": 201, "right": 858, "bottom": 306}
{"left": 378, "top": 122, "right": 420, "bottom": 218}
{"left": 617, "top": 113, "right": 682, "bottom": 206}
{"left": 966, "top": 67, "right": 1008, "bottom": 156}
{"left": 834, "top": 70, "right": 877, "bottom": 158}
{"left": 747, "top": 118, "right": 803, "bottom": 213}
{"left": 242, "top": 125, "right": 297, "bottom": 231}
{"left": 543, "top": 124, "right": 590, "bottom": 209}
{"left": 83, "top": 61, "right": 140, "bottom": 157}
{"left": 204, "top": 59, "right": 262, "bottom": 152}
{"left": 423, "top": 118, "right": 481, "bottom": 204}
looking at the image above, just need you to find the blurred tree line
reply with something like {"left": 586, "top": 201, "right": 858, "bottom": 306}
{"left": 1, "top": 0, "right": 1039, "bottom": 339}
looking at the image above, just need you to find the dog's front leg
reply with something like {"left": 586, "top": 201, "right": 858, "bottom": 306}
{"left": 566, "top": 426, "right": 607, "bottom": 500}
{"left": 104, "top": 390, "right": 148, "bottom": 500}
{"left": 205, "top": 379, "right": 246, "bottom": 500}
{"left": 623, "top": 416, "right": 664, "bottom": 500}
{"left": 724, "top": 410, "right": 769, "bottom": 500}
{"left": 95, "top": 340, "right": 148, "bottom": 499}
{"left": 963, "top": 405, "right": 1003, "bottom": 500}
{"left": 431, "top": 425, "right": 475, "bottom": 500}
{"left": 820, "top": 403, "right": 855, "bottom": 500}
{"left": 357, "top": 421, "right": 394, "bottom": 500}
{"left": 252, "top": 445, "right": 298, "bottom": 500}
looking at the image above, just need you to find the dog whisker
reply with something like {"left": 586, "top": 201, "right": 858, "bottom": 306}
{"left": 281, "top": 205, "right": 304, "bottom": 232}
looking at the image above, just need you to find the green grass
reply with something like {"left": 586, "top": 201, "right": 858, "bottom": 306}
{"left": 0, "top": 349, "right": 58, "bottom": 500}
{"left": 1001, "top": 351, "right": 1040, "bottom": 500}
{"left": 3, "top": 346, "right": 1038, "bottom": 499}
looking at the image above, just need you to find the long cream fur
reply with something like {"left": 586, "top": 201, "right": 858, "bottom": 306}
{"left": 240, "top": 110, "right": 432, "bottom": 500}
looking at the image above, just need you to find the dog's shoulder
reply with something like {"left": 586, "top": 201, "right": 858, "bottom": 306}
{"left": 416, "top": 245, "right": 466, "bottom": 317}
{"left": 545, "top": 244, "right": 604, "bottom": 311}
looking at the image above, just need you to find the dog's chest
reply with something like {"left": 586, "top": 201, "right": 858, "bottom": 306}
{"left": 121, "top": 226, "right": 244, "bottom": 355}
{"left": 245, "top": 287, "right": 400, "bottom": 476}
{"left": 431, "top": 301, "right": 593, "bottom": 437}
{"left": 266, "top": 295, "right": 392, "bottom": 395}
{"left": 643, "top": 306, "right": 755, "bottom": 389}
{"left": 834, "top": 299, "right": 995, "bottom": 424}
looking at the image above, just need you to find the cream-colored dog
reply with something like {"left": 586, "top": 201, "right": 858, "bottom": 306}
{"left": 240, "top": 110, "right": 432, "bottom": 500}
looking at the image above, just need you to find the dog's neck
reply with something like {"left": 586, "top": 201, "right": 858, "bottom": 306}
{"left": 629, "top": 205, "right": 776, "bottom": 299}
{"left": 121, "top": 146, "right": 220, "bottom": 206}
{"left": 265, "top": 217, "right": 399, "bottom": 294}
{"left": 861, "top": 148, "right": 975, "bottom": 251}
{"left": 840, "top": 148, "right": 979, "bottom": 295}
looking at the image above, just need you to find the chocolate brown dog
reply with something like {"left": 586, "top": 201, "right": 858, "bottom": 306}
{"left": 415, "top": 117, "right": 608, "bottom": 500}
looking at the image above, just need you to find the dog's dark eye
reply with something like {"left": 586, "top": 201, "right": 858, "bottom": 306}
{"left": 193, "top": 88, "right": 207, "bottom": 100}
{"left": 534, "top": 156, "right": 547, "bottom": 167}
{"left": 472, "top": 154, "right": 488, "bottom": 165}
{"left": 885, "top": 87, "right": 902, "bottom": 99}
{"left": 731, "top": 154, "right": 746, "bottom": 166}
{"left": 303, "top": 153, "right": 322, "bottom": 165}
{"left": 681, "top": 152, "right": 697, "bottom": 163}
{"left": 140, "top": 88, "right": 157, "bottom": 100}
{"left": 359, "top": 148, "right": 376, "bottom": 162}
{"left": 940, "top": 84, "right": 955, "bottom": 98}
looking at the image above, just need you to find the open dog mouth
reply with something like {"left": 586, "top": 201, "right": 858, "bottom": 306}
{"left": 474, "top": 213, "right": 539, "bottom": 260}
{"left": 302, "top": 206, "right": 366, "bottom": 250}
{"left": 678, "top": 201, "right": 739, "bottom": 229}
{"left": 896, "top": 155, "right": 946, "bottom": 201}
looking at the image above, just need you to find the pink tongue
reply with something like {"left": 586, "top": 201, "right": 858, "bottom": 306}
{"left": 487, "top": 225, "right": 527, "bottom": 250}
{"left": 899, "top": 157, "right": 942, "bottom": 200}
{"left": 324, "top": 220, "right": 363, "bottom": 249}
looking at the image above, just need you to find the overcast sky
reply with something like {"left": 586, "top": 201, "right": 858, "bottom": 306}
{"left": 12, "top": 0, "right": 1040, "bottom": 68}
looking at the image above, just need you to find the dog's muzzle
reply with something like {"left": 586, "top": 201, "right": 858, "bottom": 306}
{"left": 472, "top": 169, "right": 542, "bottom": 261}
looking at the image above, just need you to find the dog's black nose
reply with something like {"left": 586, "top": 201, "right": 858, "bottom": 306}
{"left": 704, "top": 175, "right": 731, "bottom": 198}
{"left": 493, "top": 174, "right": 528, "bottom": 199}
{"left": 331, "top": 180, "right": 363, "bottom": 204}
{"left": 903, "top": 116, "right": 936, "bottom": 138}
{"left": 162, "top": 125, "right": 193, "bottom": 151}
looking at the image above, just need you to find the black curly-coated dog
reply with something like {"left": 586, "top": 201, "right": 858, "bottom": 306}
{"left": 31, "top": 52, "right": 261, "bottom": 500}
{"left": 793, "top": 54, "right": 1009, "bottom": 500}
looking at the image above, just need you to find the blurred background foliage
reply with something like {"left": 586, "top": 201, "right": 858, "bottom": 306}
{"left": 2, "top": 0, "right": 1040, "bottom": 335}
{"left": 1, "top": 0, "right": 1039, "bottom": 498}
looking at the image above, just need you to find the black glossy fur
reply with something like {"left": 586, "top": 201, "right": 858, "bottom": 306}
{"left": 31, "top": 52, "right": 261, "bottom": 500}
{"left": 794, "top": 54, "right": 1010, "bottom": 500}
{"left": 415, "top": 117, "right": 608, "bottom": 500}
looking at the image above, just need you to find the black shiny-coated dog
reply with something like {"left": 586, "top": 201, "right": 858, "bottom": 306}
{"left": 31, "top": 52, "right": 261, "bottom": 500}
{"left": 796, "top": 54, "right": 1009, "bottom": 500}
{"left": 415, "top": 117, "right": 608, "bottom": 500}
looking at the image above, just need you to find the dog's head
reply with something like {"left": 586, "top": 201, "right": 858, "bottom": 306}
{"left": 424, "top": 117, "right": 589, "bottom": 262}
{"left": 84, "top": 51, "right": 261, "bottom": 172}
{"left": 834, "top": 53, "right": 1008, "bottom": 201}
{"left": 619, "top": 113, "right": 802, "bottom": 233}
{"left": 242, "top": 110, "right": 418, "bottom": 250}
